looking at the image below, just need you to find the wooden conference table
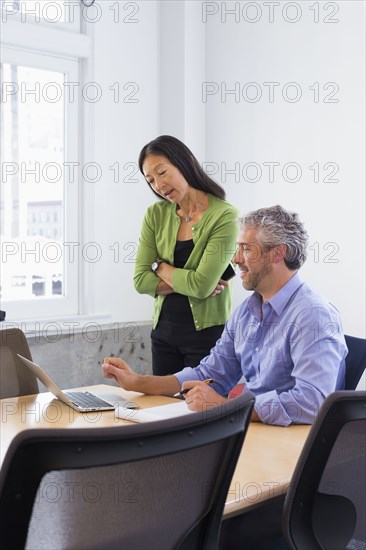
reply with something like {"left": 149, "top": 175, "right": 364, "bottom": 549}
{"left": 0, "top": 384, "right": 310, "bottom": 518}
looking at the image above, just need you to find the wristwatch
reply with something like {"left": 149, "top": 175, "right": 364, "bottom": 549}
{"left": 151, "top": 259, "right": 163, "bottom": 273}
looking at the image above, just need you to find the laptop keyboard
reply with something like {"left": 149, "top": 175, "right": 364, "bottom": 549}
{"left": 64, "top": 391, "right": 114, "bottom": 409}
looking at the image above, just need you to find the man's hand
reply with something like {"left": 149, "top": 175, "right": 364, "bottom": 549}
{"left": 181, "top": 380, "right": 227, "bottom": 411}
{"left": 102, "top": 357, "right": 140, "bottom": 391}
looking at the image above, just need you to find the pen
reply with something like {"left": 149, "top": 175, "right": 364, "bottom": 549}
{"left": 173, "top": 378, "right": 215, "bottom": 398}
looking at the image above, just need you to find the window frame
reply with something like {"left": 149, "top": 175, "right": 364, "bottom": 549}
{"left": 0, "top": 0, "right": 82, "bottom": 33}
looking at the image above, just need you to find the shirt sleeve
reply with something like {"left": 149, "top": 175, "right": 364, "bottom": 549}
{"left": 174, "top": 313, "right": 244, "bottom": 394}
{"left": 254, "top": 305, "right": 347, "bottom": 426}
{"left": 171, "top": 207, "right": 238, "bottom": 299}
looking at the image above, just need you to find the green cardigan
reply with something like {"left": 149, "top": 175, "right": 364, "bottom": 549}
{"left": 134, "top": 194, "right": 239, "bottom": 331}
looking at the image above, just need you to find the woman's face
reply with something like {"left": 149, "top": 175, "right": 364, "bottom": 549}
{"left": 142, "top": 155, "right": 190, "bottom": 202}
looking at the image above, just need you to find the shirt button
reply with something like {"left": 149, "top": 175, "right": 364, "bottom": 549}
{"left": 255, "top": 347, "right": 259, "bottom": 352}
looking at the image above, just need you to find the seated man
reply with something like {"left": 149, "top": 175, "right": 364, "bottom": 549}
{"left": 102, "top": 205, "right": 347, "bottom": 426}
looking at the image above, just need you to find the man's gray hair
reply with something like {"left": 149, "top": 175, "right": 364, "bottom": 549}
{"left": 239, "top": 205, "right": 309, "bottom": 270}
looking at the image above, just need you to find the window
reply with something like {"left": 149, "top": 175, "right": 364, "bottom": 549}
{"left": 0, "top": 48, "right": 79, "bottom": 319}
{"left": 0, "top": 0, "right": 92, "bottom": 324}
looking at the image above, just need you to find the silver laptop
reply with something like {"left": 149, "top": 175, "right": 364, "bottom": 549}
{"left": 17, "top": 354, "right": 119, "bottom": 412}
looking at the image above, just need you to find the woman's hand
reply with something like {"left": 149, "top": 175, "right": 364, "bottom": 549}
{"left": 210, "top": 278, "right": 229, "bottom": 296}
{"left": 156, "top": 280, "right": 175, "bottom": 296}
{"left": 154, "top": 261, "right": 175, "bottom": 288}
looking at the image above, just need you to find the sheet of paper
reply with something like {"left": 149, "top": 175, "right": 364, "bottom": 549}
{"left": 115, "top": 401, "right": 194, "bottom": 423}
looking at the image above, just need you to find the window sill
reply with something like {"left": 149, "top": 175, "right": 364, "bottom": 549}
{"left": 1, "top": 314, "right": 113, "bottom": 337}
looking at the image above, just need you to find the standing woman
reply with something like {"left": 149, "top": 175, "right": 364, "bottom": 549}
{"left": 134, "top": 135, "right": 238, "bottom": 376}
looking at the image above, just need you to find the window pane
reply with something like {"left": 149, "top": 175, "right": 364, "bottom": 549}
{"left": 0, "top": 63, "right": 65, "bottom": 301}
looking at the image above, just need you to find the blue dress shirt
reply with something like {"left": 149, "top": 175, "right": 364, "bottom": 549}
{"left": 174, "top": 273, "right": 347, "bottom": 426}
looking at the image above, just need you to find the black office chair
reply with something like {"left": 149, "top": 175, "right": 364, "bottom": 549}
{"left": 0, "top": 391, "right": 255, "bottom": 550}
{"left": 0, "top": 328, "right": 39, "bottom": 398}
{"left": 283, "top": 391, "right": 366, "bottom": 550}
{"left": 344, "top": 334, "right": 366, "bottom": 390}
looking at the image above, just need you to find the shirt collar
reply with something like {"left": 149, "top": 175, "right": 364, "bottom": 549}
{"left": 248, "top": 272, "right": 304, "bottom": 319}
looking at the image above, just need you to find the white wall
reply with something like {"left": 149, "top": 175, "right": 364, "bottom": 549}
{"left": 86, "top": 1, "right": 365, "bottom": 340}
{"left": 86, "top": 0, "right": 208, "bottom": 325}
{"left": 82, "top": 1, "right": 161, "bottom": 324}
{"left": 203, "top": 1, "right": 365, "bottom": 338}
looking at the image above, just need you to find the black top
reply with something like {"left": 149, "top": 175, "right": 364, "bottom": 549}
{"left": 159, "top": 239, "right": 195, "bottom": 323}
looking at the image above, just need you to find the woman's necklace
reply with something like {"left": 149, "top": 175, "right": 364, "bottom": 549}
{"left": 179, "top": 194, "right": 207, "bottom": 222}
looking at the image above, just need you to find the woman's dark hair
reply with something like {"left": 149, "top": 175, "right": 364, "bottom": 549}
{"left": 138, "top": 135, "right": 226, "bottom": 200}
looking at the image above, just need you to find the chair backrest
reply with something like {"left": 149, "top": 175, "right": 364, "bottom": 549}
{"left": 0, "top": 328, "right": 39, "bottom": 398}
{"left": 0, "top": 391, "right": 255, "bottom": 550}
{"left": 344, "top": 334, "right": 366, "bottom": 390}
{"left": 283, "top": 391, "right": 366, "bottom": 550}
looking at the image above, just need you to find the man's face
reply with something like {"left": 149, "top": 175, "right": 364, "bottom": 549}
{"left": 233, "top": 227, "right": 273, "bottom": 293}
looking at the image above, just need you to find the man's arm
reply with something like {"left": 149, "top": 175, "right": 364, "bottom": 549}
{"left": 102, "top": 353, "right": 262, "bottom": 420}
{"left": 102, "top": 357, "right": 180, "bottom": 396}
{"left": 102, "top": 358, "right": 234, "bottom": 412}
{"left": 102, "top": 303, "right": 247, "bottom": 411}
{"left": 102, "top": 308, "right": 243, "bottom": 405}
{"left": 174, "top": 316, "right": 243, "bottom": 397}
{"left": 254, "top": 305, "right": 347, "bottom": 426}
